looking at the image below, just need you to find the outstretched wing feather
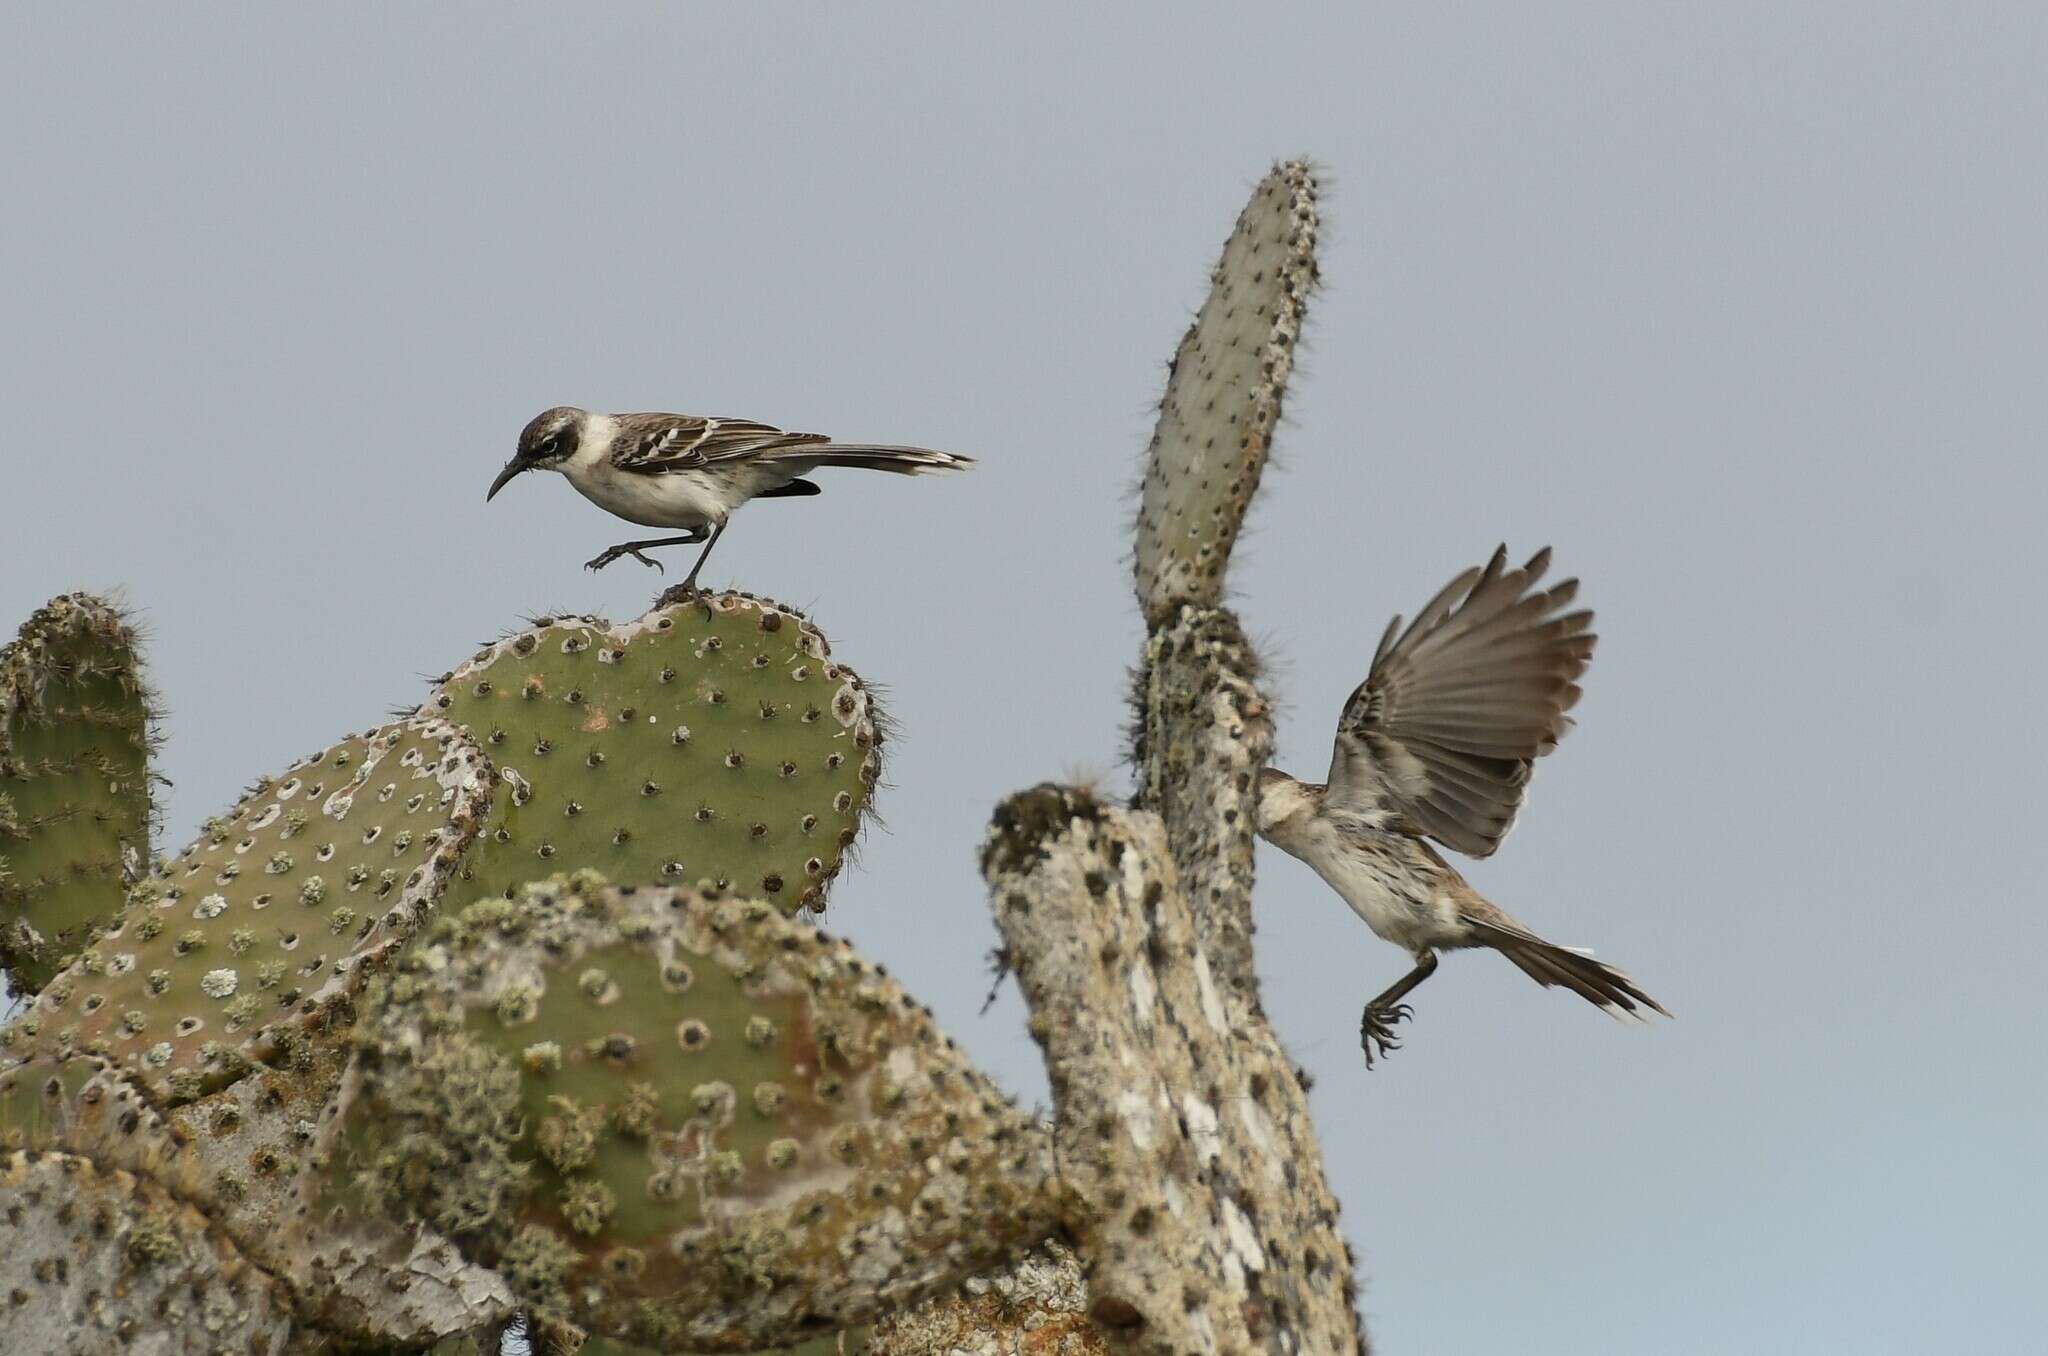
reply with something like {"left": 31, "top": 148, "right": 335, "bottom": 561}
{"left": 1325, "top": 546, "right": 1596, "bottom": 858}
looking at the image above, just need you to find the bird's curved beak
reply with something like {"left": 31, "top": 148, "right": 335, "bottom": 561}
{"left": 486, "top": 459, "right": 525, "bottom": 502}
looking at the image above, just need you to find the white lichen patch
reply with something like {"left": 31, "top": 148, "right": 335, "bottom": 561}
{"left": 1127, "top": 961, "right": 1157, "bottom": 1029}
{"left": 1179, "top": 1093, "right": 1223, "bottom": 1167}
{"left": 1118, "top": 1086, "right": 1159, "bottom": 1152}
{"left": 1192, "top": 949, "right": 1230, "bottom": 1034}
{"left": 1235, "top": 1094, "right": 1281, "bottom": 1178}
{"left": 1221, "top": 1194, "right": 1268, "bottom": 1275}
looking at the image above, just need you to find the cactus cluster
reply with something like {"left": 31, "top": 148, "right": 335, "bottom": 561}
{"left": 0, "top": 159, "right": 1362, "bottom": 1355}
{"left": 0, "top": 718, "right": 490, "bottom": 1104}
{"left": 424, "top": 593, "right": 882, "bottom": 919}
{"left": 0, "top": 590, "right": 901, "bottom": 1350}
{"left": 0, "top": 593, "right": 163, "bottom": 994}
{"left": 333, "top": 872, "right": 1052, "bottom": 1352}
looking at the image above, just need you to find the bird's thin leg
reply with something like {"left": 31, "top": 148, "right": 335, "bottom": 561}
{"left": 584, "top": 528, "right": 709, "bottom": 573}
{"left": 1361, "top": 951, "right": 1438, "bottom": 1069}
{"left": 674, "top": 519, "right": 729, "bottom": 594}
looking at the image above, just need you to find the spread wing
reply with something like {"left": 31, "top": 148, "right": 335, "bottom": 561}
{"left": 1326, "top": 545, "right": 1595, "bottom": 858}
{"left": 611, "top": 414, "right": 831, "bottom": 472}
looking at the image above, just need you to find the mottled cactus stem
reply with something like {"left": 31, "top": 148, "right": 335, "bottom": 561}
{"left": 1129, "top": 163, "right": 1315, "bottom": 998}
{"left": 981, "top": 788, "right": 1361, "bottom": 1354}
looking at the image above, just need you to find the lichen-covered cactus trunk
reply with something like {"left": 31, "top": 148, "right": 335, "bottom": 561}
{"left": 1, "top": 594, "right": 164, "bottom": 994}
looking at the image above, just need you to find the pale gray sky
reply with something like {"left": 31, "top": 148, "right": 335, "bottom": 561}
{"left": 4, "top": 6, "right": 2044, "bottom": 1353}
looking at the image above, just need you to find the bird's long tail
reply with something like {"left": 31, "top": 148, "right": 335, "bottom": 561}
{"left": 1462, "top": 915, "right": 1670, "bottom": 1020}
{"left": 780, "top": 445, "right": 975, "bottom": 475}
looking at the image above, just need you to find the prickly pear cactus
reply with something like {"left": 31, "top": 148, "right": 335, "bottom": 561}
{"left": 422, "top": 592, "right": 881, "bottom": 916}
{"left": 0, "top": 718, "right": 490, "bottom": 1104}
{"left": 1133, "top": 160, "right": 1319, "bottom": 626}
{"left": 334, "top": 873, "right": 1055, "bottom": 1352}
{"left": 0, "top": 593, "right": 163, "bottom": 994}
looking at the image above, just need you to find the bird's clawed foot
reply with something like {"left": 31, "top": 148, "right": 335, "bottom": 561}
{"left": 1360, "top": 1001, "right": 1414, "bottom": 1069}
{"left": 654, "top": 581, "right": 713, "bottom": 611}
{"left": 584, "top": 544, "right": 665, "bottom": 573}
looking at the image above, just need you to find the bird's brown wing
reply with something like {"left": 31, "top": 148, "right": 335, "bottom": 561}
{"left": 611, "top": 414, "right": 831, "bottom": 472}
{"left": 1325, "top": 545, "right": 1595, "bottom": 858}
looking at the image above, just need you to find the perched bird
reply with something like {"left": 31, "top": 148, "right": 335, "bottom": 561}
{"left": 1255, "top": 545, "right": 1668, "bottom": 1067}
{"left": 487, "top": 407, "right": 973, "bottom": 589}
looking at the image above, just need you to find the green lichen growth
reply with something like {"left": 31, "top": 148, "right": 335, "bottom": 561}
{"left": 421, "top": 594, "right": 881, "bottom": 918}
{"left": 124, "top": 1213, "right": 182, "bottom": 1267}
{"left": 0, "top": 594, "right": 163, "bottom": 993}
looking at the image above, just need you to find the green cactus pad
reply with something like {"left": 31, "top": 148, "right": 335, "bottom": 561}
{"left": 1133, "top": 160, "right": 1320, "bottom": 626}
{"left": 0, "top": 718, "right": 490, "bottom": 1104}
{"left": 0, "top": 593, "right": 163, "bottom": 993}
{"left": 337, "top": 874, "right": 1053, "bottom": 1353}
{"left": 421, "top": 592, "right": 881, "bottom": 916}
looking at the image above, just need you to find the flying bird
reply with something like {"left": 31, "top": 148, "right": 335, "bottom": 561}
{"left": 488, "top": 407, "right": 973, "bottom": 590}
{"left": 1255, "top": 545, "right": 1668, "bottom": 1067}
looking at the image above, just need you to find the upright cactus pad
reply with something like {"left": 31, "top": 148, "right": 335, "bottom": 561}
{"left": 0, "top": 593, "right": 163, "bottom": 993}
{"left": 423, "top": 592, "right": 881, "bottom": 916}
{"left": 337, "top": 874, "right": 1054, "bottom": 1352}
{"left": 1133, "top": 160, "right": 1320, "bottom": 625}
{"left": 0, "top": 719, "right": 490, "bottom": 1104}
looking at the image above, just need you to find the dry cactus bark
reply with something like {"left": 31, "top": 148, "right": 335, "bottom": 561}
{"left": 0, "top": 159, "right": 1363, "bottom": 1355}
